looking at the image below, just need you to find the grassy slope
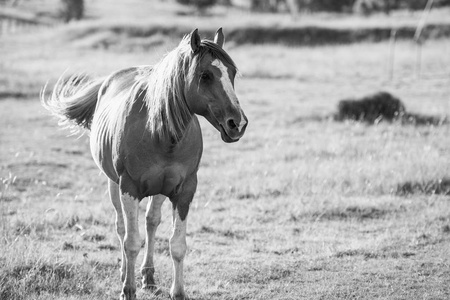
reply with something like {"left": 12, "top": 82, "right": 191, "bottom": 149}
{"left": 1, "top": 2, "right": 450, "bottom": 300}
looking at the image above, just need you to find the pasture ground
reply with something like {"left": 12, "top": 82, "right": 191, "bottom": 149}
{"left": 1, "top": 3, "right": 450, "bottom": 299}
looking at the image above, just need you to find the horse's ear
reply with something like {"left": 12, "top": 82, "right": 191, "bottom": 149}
{"left": 190, "top": 28, "right": 201, "bottom": 53}
{"left": 214, "top": 27, "right": 225, "bottom": 48}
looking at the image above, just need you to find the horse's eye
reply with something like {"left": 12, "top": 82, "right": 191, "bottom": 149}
{"left": 200, "top": 72, "right": 212, "bottom": 81}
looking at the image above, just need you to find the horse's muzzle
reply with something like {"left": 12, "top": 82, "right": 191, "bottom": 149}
{"left": 221, "top": 114, "right": 248, "bottom": 143}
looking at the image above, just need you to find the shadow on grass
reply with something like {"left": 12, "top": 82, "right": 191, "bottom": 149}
{"left": 396, "top": 178, "right": 450, "bottom": 196}
{"left": 290, "top": 206, "right": 392, "bottom": 223}
{"left": 229, "top": 263, "right": 293, "bottom": 284}
{"left": 292, "top": 113, "right": 448, "bottom": 126}
{"left": 334, "top": 248, "right": 416, "bottom": 260}
{"left": 196, "top": 225, "right": 248, "bottom": 240}
{"left": 400, "top": 113, "right": 448, "bottom": 126}
{"left": 0, "top": 92, "right": 33, "bottom": 99}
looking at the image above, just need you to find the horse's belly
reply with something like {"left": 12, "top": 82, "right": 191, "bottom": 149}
{"left": 90, "top": 137, "right": 118, "bottom": 183}
{"left": 89, "top": 115, "right": 119, "bottom": 183}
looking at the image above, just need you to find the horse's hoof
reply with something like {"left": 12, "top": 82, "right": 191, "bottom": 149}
{"left": 120, "top": 287, "right": 136, "bottom": 300}
{"left": 141, "top": 275, "right": 156, "bottom": 289}
{"left": 120, "top": 294, "right": 136, "bottom": 300}
{"left": 170, "top": 293, "right": 186, "bottom": 300}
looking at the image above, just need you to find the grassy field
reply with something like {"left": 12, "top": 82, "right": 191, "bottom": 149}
{"left": 1, "top": 2, "right": 450, "bottom": 300}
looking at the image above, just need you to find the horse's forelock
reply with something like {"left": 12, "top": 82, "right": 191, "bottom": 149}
{"left": 197, "top": 40, "right": 237, "bottom": 72}
{"left": 178, "top": 34, "right": 236, "bottom": 71}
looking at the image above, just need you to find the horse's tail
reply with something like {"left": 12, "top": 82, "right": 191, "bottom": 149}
{"left": 41, "top": 74, "right": 103, "bottom": 132}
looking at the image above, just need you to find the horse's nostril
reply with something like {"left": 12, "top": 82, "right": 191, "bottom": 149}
{"left": 227, "top": 119, "right": 237, "bottom": 130}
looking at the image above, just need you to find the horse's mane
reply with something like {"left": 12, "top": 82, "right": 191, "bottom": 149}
{"left": 140, "top": 35, "right": 237, "bottom": 141}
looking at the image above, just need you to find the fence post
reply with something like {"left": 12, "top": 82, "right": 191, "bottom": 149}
{"left": 414, "top": 0, "right": 434, "bottom": 79}
{"left": 388, "top": 29, "right": 397, "bottom": 81}
{"left": 415, "top": 42, "right": 423, "bottom": 79}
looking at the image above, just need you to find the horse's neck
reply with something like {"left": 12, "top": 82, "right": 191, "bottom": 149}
{"left": 163, "top": 95, "right": 194, "bottom": 143}
{"left": 152, "top": 115, "right": 200, "bottom": 156}
{"left": 145, "top": 79, "right": 193, "bottom": 142}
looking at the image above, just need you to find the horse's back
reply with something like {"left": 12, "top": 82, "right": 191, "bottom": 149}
{"left": 98, "top": 66, "right": 151, "bottom": 105}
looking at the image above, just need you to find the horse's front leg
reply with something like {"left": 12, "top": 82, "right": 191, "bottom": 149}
{"left": 169, "top": 177, "right": 197, "bottom": 300}
{"left": 141, "top": 194, "right": 165, "bottom": 290}
{"left": 119, "top": 179, "right": 142, "bottom": 300}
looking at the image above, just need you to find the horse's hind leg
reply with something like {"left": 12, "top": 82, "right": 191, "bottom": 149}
{"left": 141, "top": 194, "right": 165, "bottom": 290}
{"left": 109, "top": 179, "right": 126, "bottom": 282}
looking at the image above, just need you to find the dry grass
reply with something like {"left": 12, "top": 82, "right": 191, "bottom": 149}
{"left": 1, "top": 4, "right": 450, "bottom": 299}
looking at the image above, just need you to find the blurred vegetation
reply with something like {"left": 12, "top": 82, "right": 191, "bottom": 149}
{"left": 59, "top": 0, "right": 84, "bottom": 22}
{"left": 353, "top": 0, "right": 450, "bottom": 15}
{"left": 2, "top": 0, "right": 450, "bottom": 18}
{"left": 248, "top": 0, "right": 450, "bottom": 13}
{"left": 175, "top": 0, "right": 218, "bottom": 13}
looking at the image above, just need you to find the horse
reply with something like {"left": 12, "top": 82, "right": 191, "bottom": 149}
{"left": 42, "top": 28, "right": 248, "bottom": 300}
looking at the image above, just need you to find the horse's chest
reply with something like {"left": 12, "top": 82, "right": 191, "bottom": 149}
{"left": 125, "top": 155, "right": 197, "bottom": 198}
{"left": 125, "top": 137, "right": 202, "bottom": 198}
{"left": 125, "top": 122, "right": 202, "bottom": 198}
{"left": 143, "top": 163, "right": 190, "bottom": 197}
